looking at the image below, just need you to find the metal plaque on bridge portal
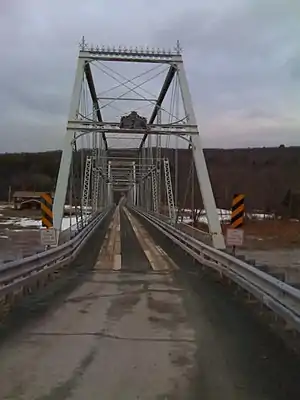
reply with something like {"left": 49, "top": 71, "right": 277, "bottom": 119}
{"left": 120, "top": 111, "right": 147, "bottom": 129}
{"left": 40, "top": 228, "right": 57, "bottom": 246}
{"left": 226, "top": 228, "right": 244, "bottom": 247}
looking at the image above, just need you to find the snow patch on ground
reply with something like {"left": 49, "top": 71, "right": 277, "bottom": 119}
{"left": 0, "top": 204, "right": 13, "bottom": 210}
{"left": 0, "top": 218, "right": 18, "bottom": 225}
{"left": 15, "top": 218, "right": 41, "bottom": 228}
{"left": 0, "top": 208, "right": 286, "bottom": 234}
{"left": 179, "top": 208, "right": 276, "bottom": 225}
{"left": 61, "top": 215, "right": 91, "bottom": 232}
{"left": 179, "top": 208, "right": 232, "bottom": 225}
{"left": 0, "top": 215, "right": 90, "bottom": 232}
{"left": 0, "top": 217, "right": 41, "bottom": 228}
{"left": 61, "top": 216, "right": 80, "bottom": 231}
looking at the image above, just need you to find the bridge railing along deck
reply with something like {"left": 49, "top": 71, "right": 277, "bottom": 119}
{"left": 129, "top": 206, "right": 300, "bottom": 335}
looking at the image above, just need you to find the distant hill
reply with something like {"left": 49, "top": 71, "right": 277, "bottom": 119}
{"left": 0, "top": 146, "right": 298, "bottom": 214}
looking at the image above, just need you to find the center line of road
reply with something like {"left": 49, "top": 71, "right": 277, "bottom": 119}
{"left": 123, "top": 207, "right": 177, "bottom": 271}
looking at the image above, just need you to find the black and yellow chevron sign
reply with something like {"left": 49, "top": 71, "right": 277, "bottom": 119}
{"left": 41, "top": 193, "right": 53, "bottom": 228}
{"left": 230, "top": 194, "right": 245, "bottom": 229}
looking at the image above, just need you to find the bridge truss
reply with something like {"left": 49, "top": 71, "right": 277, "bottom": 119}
{"left": 53, "top": 38, "right": 225, "bottom": 249}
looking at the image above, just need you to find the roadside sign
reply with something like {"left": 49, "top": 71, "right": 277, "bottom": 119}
{"left": 40, "top": 228, "right": 57, "bottom": 246}
{"left": 226, "top": 228, "right": 244, "bottom": 247}
{"left": 230, "top": 194, "right": 245, "bottom": 228}
{"left": 41, "top": 193, "right": 53, "bottom": 228}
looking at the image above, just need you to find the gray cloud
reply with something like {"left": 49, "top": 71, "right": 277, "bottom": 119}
{"left": 154, "top": 0, "right": 300, "bottom": 147}
{"left": 0, "top": 0, "right": 299, "bottom": 152}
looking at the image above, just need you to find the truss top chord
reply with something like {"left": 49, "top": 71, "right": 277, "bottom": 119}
{"left": 78, "top": 38, "right": 182, "bottom": 63}
{"left": 79, "top": 38, "right": 182, "bottom": 57}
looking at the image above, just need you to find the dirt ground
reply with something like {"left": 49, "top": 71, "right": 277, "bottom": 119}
{"left": 0, "top": 203, "right": 81, "bottom": 262}
{"left": 0, "top": 203, "right": 42, "bottom": 262}
{"left": 193, "top": 218, "right": 300, "bottom": 270}
{"left": 0, "top": 206, "right": 40, "bottom": 220}
{"left": 234, "top": 219, "right": 300, "bottom": 270}
{"left": 194, "top": 219, "right": 300, "bottom": 250}
{"left": 227, "top": 219, "right": 300, "bottom": 250}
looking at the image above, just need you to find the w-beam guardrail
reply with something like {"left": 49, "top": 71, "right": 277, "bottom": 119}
{"left": 130, "top": 206, "right": 300, "bottom": 334}
{"left": 0, "top": 206, "right": 113, "bottom": 301}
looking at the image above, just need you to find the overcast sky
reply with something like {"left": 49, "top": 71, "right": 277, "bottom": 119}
{"left": 0, "top": 0, "right": 299, "bottom": 152}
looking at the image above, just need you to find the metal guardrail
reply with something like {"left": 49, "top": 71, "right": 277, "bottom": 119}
{"left": 59, "top": 212, "right": 95, "bottom": 244}
{"left": 0, "top": 206, "right": 113, "bottom": 298}
{"left": 146, "top": 210, "right": 212, "bottom": 245}
{"left": 131, "top": 207, "right": 300, "bottom": 333}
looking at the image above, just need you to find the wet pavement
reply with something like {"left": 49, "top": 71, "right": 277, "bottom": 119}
{"left": 0, "top": 207, "right": 300, "bottom": 399}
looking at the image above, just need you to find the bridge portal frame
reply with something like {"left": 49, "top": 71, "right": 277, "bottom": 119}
{"left": 53, "top": 39, "right": 225, "bottom": 249}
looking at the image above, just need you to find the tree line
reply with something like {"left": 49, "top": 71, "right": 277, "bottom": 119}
{"left": 0, "top": 146, "right": 298, "bottom": 215}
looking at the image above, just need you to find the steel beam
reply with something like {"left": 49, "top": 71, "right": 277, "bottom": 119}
{"left": 176, "top": 61, "right": 225, "bottom": 249}
{"left": 139, "top": 66, "right": 177, "bottom": 149}
{"left": 53, "top": 57, "right": 85, "bottom": 234}
{"left": 84, "top": 62, "right": 108, "bottom": 150}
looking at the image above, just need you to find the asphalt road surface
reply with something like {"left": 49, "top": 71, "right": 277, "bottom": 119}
{"left": 0, "top": 207, "right": 299, "bottom": 399}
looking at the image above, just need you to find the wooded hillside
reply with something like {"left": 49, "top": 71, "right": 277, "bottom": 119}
{"left": 0, "top": 146, "right": 298, "bottom": 214}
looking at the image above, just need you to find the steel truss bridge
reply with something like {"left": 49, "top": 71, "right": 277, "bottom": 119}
{"left": 53, "top": 37, "right": 224, "bottom": 250}
{"left": 0, "top": 40, "right": 300, "bottom": 398}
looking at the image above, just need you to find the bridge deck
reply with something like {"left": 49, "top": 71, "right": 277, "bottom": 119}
{"left": 0, "top": 208, "right": 299, "bottom": 399}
